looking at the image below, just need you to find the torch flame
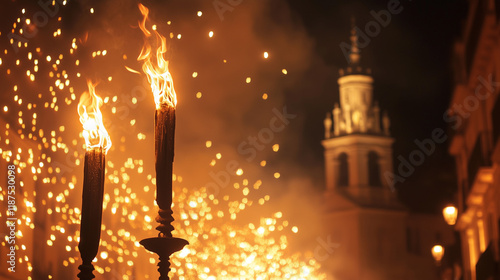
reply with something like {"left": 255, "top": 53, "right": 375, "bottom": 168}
{"left": 77, "top": 80, "right": 112, "bottom": 153}
{"left": 137, "top": 4, "right": 177, "bottom": 109}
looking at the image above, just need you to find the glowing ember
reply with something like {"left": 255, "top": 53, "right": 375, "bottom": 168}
{"left": 0, "top": 2, "right": 325, "bottom": 279}
{"left": 137, "top": 3, "right": 177, "bottom": 109}
{"left": 77, "top": 80, "right": 112, "bottom": 153}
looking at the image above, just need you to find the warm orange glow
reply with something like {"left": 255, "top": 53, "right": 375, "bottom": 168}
{"left": 77, "top": 80, "right": 112, "bottom": 153}
{"left": 431, "top": 245, "right": 444, "bottom": 262}
{"left": 0, "top": 3, "right": 327, "bottom": 279}
{"left": 442, "top": 205, "right": 458, "bottom": 225}
{"left": 137, "top": 4, "right": 177, "bottom": 109}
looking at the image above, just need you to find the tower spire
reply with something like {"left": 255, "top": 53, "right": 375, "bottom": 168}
{"left": 349, "top": 16, "right": 361, "bottom": 65}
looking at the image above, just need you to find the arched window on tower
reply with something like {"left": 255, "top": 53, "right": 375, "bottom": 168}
{"left": 338, "top": 153, "right": 349, "bottom": 187}
{"left": 368, "top": 151, "right": 381, "bottom": 187}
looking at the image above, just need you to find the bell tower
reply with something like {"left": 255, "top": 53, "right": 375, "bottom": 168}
{"left": 322, "top": 18, "right": 397, "bottom": 204}
{"left": 321, "top": 19, "right": 407, "bottom": 280}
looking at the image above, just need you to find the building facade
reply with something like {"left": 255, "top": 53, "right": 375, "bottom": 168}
{"left": 0, "top": 117, "right": 54, "bottom": 280}
{"left": 448, "top": 0, "right": 500, "bottom": 279}
{"left": 321, "top": 24, "right": 454, "bottom": 280}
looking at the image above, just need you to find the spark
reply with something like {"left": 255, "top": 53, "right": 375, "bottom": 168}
{"left": 0, "top": 3, "right": 325, "bottom": 280}
{"left": 272, "top": 144, "right": 279, "bottom": 152}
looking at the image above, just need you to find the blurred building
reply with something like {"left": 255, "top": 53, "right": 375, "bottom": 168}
{"left": 321, "top": 24, "right": 455, "bottom": 280}
{"left": 0, "top": 117, "right": 56, "bottom": 280}
{"left": 448, "top": 0, "right": 500, "bottom": 279}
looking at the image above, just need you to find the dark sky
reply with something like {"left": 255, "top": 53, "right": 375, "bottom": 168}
{"left": 280, "top": 0, "right": 468, "bottom": 213}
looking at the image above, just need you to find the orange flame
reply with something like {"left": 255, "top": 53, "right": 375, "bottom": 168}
{"left": 77, "top": 80, "right": 112, "bottom": 153}
{"left": 137, "top": 4, "right": 177, "bottom": 109}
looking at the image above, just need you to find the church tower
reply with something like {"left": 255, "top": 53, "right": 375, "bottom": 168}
{"left": 321, "top": 19, "right": 408, "bottom": 280}
{"left": 322, "top": 19, "right": 398, "bottom": 207}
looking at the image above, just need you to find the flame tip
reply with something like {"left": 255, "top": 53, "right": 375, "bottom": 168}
{"left": 137, "top": 4, "right": 177, "bottom": 109}
{"left": 77, "top": 81, "right": 112, "bottom": 153}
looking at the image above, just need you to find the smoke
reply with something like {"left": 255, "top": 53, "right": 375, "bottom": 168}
{"left": 92, "top": 0, "right": 327, "bottom": 270}
{"left": 1, "top": 0, "right": 330, "bottom": 277}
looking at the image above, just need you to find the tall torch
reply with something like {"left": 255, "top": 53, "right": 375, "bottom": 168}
{"left": 77, "top": 81, "right": 112, "bottom": 280}
{"left": 136, "top": 4, "right": 188, "bottom": 280}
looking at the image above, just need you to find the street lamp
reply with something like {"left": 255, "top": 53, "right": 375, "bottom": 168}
{"left": 432, "top": 244, "right": 445, "bottom": 263}
{"left": 442, "top": 205, "right": 458, "bottom": 226}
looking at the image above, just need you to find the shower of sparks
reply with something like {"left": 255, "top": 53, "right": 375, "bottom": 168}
{"left": 0, "top": 2, "right": 325, "bottom": 280}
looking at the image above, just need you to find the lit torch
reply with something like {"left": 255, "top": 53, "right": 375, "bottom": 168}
{"left": 77, "top": 80, "right": 111, "bottom": 280}
{"left": 136, "top": 4, "right": 188, "bottom": 280}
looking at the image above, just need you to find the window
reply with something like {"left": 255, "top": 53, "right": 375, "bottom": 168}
{"left": 338, "top": 153, "right": 349, "bottom": 187}
{"left": 465, "top": 0, "right": 486, "bottom": 75}
{"left": 462, "top": 180, "right": 469, "bottom": 212}
{"left": 492, "top": 93, "right": 500, "bottom": 146}
{"left": 406, "top": 227, "right": 411, "bottom": 253}
{"left": 467, "top": 138, "right": 489, "bottom": 188}
{"left": 406, "top": 227, "right": 421, "bottom": 255}
{"left": 368, "top": 151, "right": 381, "bottom": 186}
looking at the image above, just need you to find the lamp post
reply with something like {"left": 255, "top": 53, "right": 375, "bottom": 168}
{"left": 440, "top": 203, "right": 463, "bottom": 280}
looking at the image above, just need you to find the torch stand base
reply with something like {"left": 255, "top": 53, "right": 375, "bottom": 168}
{"left": 140, "top": 237, "right": 189, "bottom": 280}
{"left": 77, "top": 262, "right": 95, "bottom": 280}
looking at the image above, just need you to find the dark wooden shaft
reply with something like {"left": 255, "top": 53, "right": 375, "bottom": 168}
{"left": 154, "top": 105, "right": 175, "bottom": 237}
{"left": 78, "top": 148, "right": 105, "bottom": 280}
{"left": 142, "top": 103, "right": 188, "bottom": 280}
{"left": 140, "top": 104, "right": 188, "bottom": 280}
